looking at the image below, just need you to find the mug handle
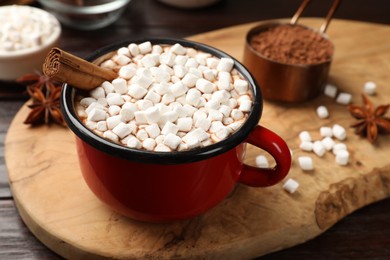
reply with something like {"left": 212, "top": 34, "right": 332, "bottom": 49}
{"left": 239, "top": 125, "right": 292, "bottom": 187}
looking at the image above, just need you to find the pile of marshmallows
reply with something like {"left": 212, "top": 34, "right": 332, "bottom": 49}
{"left": 76, "top": 41, "right": 253, "bottom": 152}
{"left": 0, "top": 5, "right": 60, "bottom": 52}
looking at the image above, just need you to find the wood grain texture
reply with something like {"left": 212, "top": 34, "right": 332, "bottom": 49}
{"left": 5, "top": 19, "right": 390, "bottom": 259}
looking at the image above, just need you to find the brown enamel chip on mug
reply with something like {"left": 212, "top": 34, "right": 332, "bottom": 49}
{"left": 243, "top": 0, "right": 341, "bottom": 103}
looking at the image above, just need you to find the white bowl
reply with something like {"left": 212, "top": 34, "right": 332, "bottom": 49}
{"left": 0, "top": 5, "right": 61, "bottom": 81}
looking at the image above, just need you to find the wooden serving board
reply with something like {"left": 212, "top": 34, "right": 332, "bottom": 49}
{"left": 5, "top": 18, "right": 390, "bottom": 259}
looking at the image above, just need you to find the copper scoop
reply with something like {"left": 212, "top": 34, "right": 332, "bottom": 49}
{"left": 243, "top": 0, "right": 341, "bottom": 103}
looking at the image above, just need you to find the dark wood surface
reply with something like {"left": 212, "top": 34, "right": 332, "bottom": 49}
{"left": 1, "top": 0, "right": 390, "bottom": 259}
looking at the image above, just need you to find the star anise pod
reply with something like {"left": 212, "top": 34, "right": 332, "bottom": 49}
{"left": 17, "top": 71, "right": 66, "bottom": 126}
{"left": 347, "top": 94, "right": 390, "bottom": 143}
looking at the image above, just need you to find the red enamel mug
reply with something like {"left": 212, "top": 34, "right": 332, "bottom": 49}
{"left": 61, "top": 38, "right": 292, "bottom": 222}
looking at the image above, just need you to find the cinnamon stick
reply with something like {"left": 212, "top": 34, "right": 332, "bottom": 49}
{"left": 43, "top": 48, "right": 117, "bottom": 91}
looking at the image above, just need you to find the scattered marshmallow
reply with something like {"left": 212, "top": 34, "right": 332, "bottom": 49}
{"left": 332, "top": 143, "right": 347, "bottom": 155}
{"left": 298, "top": 156, "right": 314, "bottom": 171}
{"left": 299, "top": 131, "right": 312, "bottom": 142}
{"left": 316, "top": 106, "right": 329, "bottom": 119}
{"left": 332, "top": 124, "right": 347, "bottom": 141}
{"left": 321, "top": 136, "right": 335, "bottom": 151}
{"left": 336, "top": 92, "right": 352, "bottom": 105}
{"left": 300, "top": 141, "right": 313, "bottom": 152}
{"left": 255, "top": 155, "right": 269, "bottom": 168}
{"left": 313, "top": 141, "right": 326, "bottom": 157}
{"left": 283, "top": 178, "right": 299, "bottom": 194}
{"left": 363, "top": 81, "right": 377, "bottom": 95}
{"left": 320, "top": 126, "right": 333, "bottom": 138}
{"left": 335, "top": 150, "right": 349, "bottom": 165}
{"left": 324, "top": 84, "right": 338, "bottom": 98}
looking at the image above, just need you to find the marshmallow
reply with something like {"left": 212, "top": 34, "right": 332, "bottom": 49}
{"left": 80, "top": 97, "right": 96, "bottom": 107}
{"left": 234, "top": 79, "right": 249, "bottom": 94}
{"left": 136, "top": 129, "right": 148, "bottom": 141}
{"left": 163, "top": 133, "right": 182, "bottom": 150}
{"left": 144, "top": 106, "right": 160, "bottom": 124}
{"left": 155, "top": 143, "right": 171, "bottom": 152}
{"left": 112, "top": 78, "right": 128, "bottom": 94}
{"left": 196, "top": 78, "right": 215, "bottom": 93}
{"left": 107, "top": 93, "right": 124, "bottom": 106}
{"left": 87, "top": 108, "right": 106, "bottom": 122}
{"left": 316, "top": 106, "right": 329, "bottom": 119}
{"left": 336, "top": 92, "right": 352, "bottom": 105}
{"left": 299, "top": 131, "right": 312, "bottom": 142}
{"left": 217, "top": 71, "right": 232, "bottom": 90}
{"left": 145, "top": 123, "right": 161, "bottom": 139}
{"left": 152, "top": 44, "right": 163, "bottom": 54}
{"left": 161, "top": 121, "right": 179, "bottom": 135}
{"left": 313, "top": 141, "right": 326, "bottom": 157}
{"left": 128, "top": 43, "right": 140, "bottom": 56}
{"left": 101, "top": 81, "right": 115, "bottom": 94}
{"left": 182, "top": 73, "right": 199, "bottom": 87}
{"left": 136, "top": 99, "right": 153, "bottom": 111}
{"left": 298, "top": 156, "right": 314, "bottom": 171}
{"left": 321, "top": 137, "right": 335, "bottom": 151}
{"left": 108, "top": 105, "right": 121, "bottom": 116}
{"left": 255, "top": 155, "right": 269, "bottom": 168}
{"left": 324, "top": 84, "right": 338, "bottom": 98}
{"left": 127, "top": 136, "right": 142, "bottom": 149}
{"left": 186, "top": 88, "right": 202, "bottom": 106}
{"left": 139, "top": 54, "right": 155, "bottom": 68}
{"left": 86, "top": 121, "right": 97, "bottom": 130}
{"left": 177, "top": 117, "right": 193, "bottom": 132}
{"left": 114, "top": 55, "right": 131, "bottom": 66}
{"left": 118, "top": 64, "right": 136, "bottom": 79}
{"left": 332, "top": 143, "right": 347, "bottom": 155}
{"left": 215, "top": 126, "right": 230, "bottom": 140}
{"left": 283, "top": 178, "right": 299, "bottom": 194}
{"left": 154, "top": 68, "right": 171, "bottom": 83}
{"left": 112, "top": 122, "right": 132, "bottom": 139}
{"left": 106, "top": 115, "right": 122, "bottom": 129}
{"left": 217, "top": 57, "right": 234, "bottom": 72}
{"left": 160, "top": 52, "right": 176, "bottom": 66}
{"left": 170, "top": 43, "right": 187, "bottom": 55}
{"left": 134, "top": 111, "right": 148, "bottom": 124}
{"left": 142, "top": 138, "right": 156, "bottom": 151}
{"left": 363, "top": 81, "right": 376, "bottom": 95}
{"left": 128, "top": 84, "right": 148, "bottom": 99}
{"left": 90, "top": 87, "right": 105, "bottom": 99}
{"left": 332, "top": 124, "right": 347, "bottom": 141}
{"left": 170, "top": 81, "right": 188, "bottom": 97}
{"left": 231, "top": 109, "right": 244, "bottom": 120}
{"left": 182, "top": 133, "right": 200, "bottom": 149}
{"left": 103, "top": 130, "right": 119, "bottom": 143}
{"left": 138, "top": 41, "right": 152, "bottom": 54}
{"left": 335, "top": 150, "right": 349, "bottom": 165}
{"left": 118, "top": 47, "right": 130, "bottom": 57}
{"left": 320, "top": 126, "right": 333, "bottom": 138}
{"left": 239, "top": 99, "right": 252, "bottom": 112}
{"left": 195, "top": 117, "right": 211, "bottom": 131}
{"left": 300, "top": 141, "right": 313, "bottom": 152}
{"left": 175, "top": 55, "right": 188, "bottom": 66}
{"left": 144, "top": 90, "right": 161, "bottom": 104}
{"left": 96, "top": 121, "right": 107, "bottom": 132}
{"left": 203, "top": 69, "right": 215, "bottom": 81}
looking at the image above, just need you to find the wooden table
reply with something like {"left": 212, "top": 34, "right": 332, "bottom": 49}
{"left": 1, "top": 0, "right": 390, "bottom": 259}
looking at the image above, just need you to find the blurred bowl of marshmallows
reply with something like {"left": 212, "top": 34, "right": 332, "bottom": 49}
{"left": 0, "top": 5, "right": 61, "bottom": 81}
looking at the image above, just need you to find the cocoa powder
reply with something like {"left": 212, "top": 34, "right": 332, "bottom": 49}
{"left": 250, "top": 24, "right": 334, "bottom": 65}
